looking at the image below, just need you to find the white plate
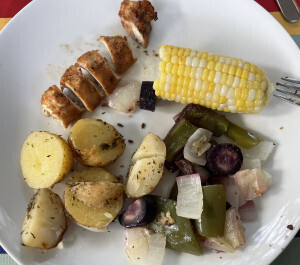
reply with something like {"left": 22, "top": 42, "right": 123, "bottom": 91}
{"left": 1, "top": 0, "right": 300, "bottom": 264}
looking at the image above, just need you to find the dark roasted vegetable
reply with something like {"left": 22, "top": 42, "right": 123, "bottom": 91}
{"left": 118, "top": 195, "right": 157, "bottom": 228}
{"left": 139, "top": 81, "right": 156, "bottom": 111}
{"left": 206, "top": 143, "right": 243, "bottom": 176}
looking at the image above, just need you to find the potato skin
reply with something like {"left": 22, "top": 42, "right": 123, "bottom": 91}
{"left": 21, "top": 189, "right": 67, "bottom": 249}
{"left": 68, "top": 118, "right": 126, "bottom": 167}
{"left": 64, "top": 167, "right": 124, "bottom": 231}
{"left": 20, "top": 131, "right": 73, "bottom": 189}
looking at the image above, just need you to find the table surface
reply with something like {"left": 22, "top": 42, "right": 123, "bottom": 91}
{"left": 0, "top": 0, "right": 299, "bottom": 264}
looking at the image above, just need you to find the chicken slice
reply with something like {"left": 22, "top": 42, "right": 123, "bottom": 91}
{"left": 99, "top": 35, "right": 137, "bottom": 74}
{"left": 60, "top": 65, "right": 104, "bottom": 111}
{"left": 119, "top": 0, "right": 158, "bottom": 48}
{"left": 41, "top": 85, "right": 83, "bottom": 128}
{"left": 76, "top": 50, "right": 120, "bottom": 96}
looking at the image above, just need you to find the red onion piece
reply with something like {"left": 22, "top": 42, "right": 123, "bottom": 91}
{"left": 238, "top": 200, "right": 257, "bottom": 222}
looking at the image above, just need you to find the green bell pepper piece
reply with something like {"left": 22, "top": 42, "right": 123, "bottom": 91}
{"left": 179, "top": 104, "right": 229, "bottom": 137}
{"left": 194, "top": 185, "right": 226, "bottom": 237}
{"left": 149, "top": 196, "right": 202, "bottom": 256}
{"left": 164, "top": 118, "right": 198, "bottom": 162}
{"left": 225, "top": 122, "right": 262, "bottom": 149}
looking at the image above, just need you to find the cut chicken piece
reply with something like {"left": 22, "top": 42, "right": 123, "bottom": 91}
{"left": 76, "top": 50, "right": 120, "bottom": 96}
{"left": 99, "top": 35, "right": 137, "bottom": 74}
{"left": 60, "top": 65, "right": 104, "bottom": 111}
{"left": 41, "top": 85, "right": 83, "bottom": 128}
{"left": 119, "top": 0, "right": 158, "bottom": 48}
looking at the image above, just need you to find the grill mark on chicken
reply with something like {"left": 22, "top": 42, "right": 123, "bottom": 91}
{"left": 60, "top": 65, "right": 104, "bottom": 111}
{"left": 119, "top": 0, "right": 157, "bottom": 48}
{"left": 40, "top": 85, "right": 83, "bottom": 128}
{"left": 76, "top": 50, "right": 120, "bottom": 96}
{"left": 99, "top": 35, "right": 137, "bottom": 74}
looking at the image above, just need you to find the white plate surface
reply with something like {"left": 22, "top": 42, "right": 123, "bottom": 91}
{"left": 0, "top": 0, "right": 300, "bottom": 264}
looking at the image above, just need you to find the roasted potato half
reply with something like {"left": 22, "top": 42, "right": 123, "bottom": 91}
{"left": 64, "top": 167, "right": 124, "bottom": 231}
{"left": 126, "top": 133, "right": 166, "bottom": 198}
{"left": 68, "top": 118, "right": 126, "bottom": 167}
{"left": 21, "top": 131, "right": 73, "bottom": 188}
{"left": 21, "top": 189, "right": 67, "bottom": 249}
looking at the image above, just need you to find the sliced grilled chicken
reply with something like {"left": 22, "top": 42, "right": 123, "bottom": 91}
{"left": 99, "top": 36, "right": 137, "bottom": 74}
{"left": 41, "top": 85, "right": 83, "bottom": 128}
{"left": 118, "top": 0, "right": 157, "bottom": 48}
{"left": 60, "top": 65, "right": 104, "bottom": 111}
{"left": 76, "top": 50, "right": 120, "bottom": 96}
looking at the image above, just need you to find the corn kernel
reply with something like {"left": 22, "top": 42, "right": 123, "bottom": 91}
{"left": 256, "top": 74, "right": 262, "bottom": 81}
{"left": 241, "top": 88, "right": 249, "bottom": 100}
{"left": 256, "top": 89, "right": 264, "bottom": 99}
{"left": 160, "top": 73, "right": 167, "bottom": 83}
{"left": 190, "top": 50, "right": 197, "bottom": 57}
{"left": 211, "top": 102, "right": 219, "bottom": 109}
{"left": 208, "top": 83, "right": 215, "bottom": 93}
{"left": 165, "top": 46, "right": 172, "bottom": 54}
{"left": 189, "top": 79, "right": 196, "bottom": 91}
{"left": 241, "top": 70, "right": 249, "bottom": 79}
{"left": 171, "top": 47, "right": 178, "bottom": 56}
{"left": 220, "top": 85, "right": 228, "bottom": 96}
{"left": 227, "top": 98, "right": 236, "bottom": 106}
{"left": 243, "top": 63, "right": 251, "bottom": 71}
{"left": 222, "top": 64, "right": 229, "bottom": 73}
{"left": 235, "top": 67, "right": 243, "bottom": 78}
{"left": 195, "top": 67, "right": 203, "bottom": 79}
{"left": 254, "top": 99, "right": 263, "bottom": 106}
{"left": 190, "top": 67, "right": 197, "bottom": 78}
{"left": 199, "top": 58, "right": 207, "bottom": 68}
{"left": 250, "top": 64, "right": 257, "bottom": 72}
{"left": 171, "top": 55, "right": 179, "bottom": 64}
{"left": 176, "top": 95, "right": 182, "bottom": 102}
{"left": 228, "top": 65, "right": 236, "bottom": 75}
{"left": 225, "top": 58, "right": 231, "bottom": 65}
{"left": 183, "top": 77, "right": 190, "bottom": 88}
{"left": 165, "top": 92, "right": 170, "bottom": 98}
{"left": 215, "top": 62, "right": 222, "bottom": 72}
{"left": 254, "top": 106, "right": 262, "bottom": 113}
{"left": 205, "top": 101, "right": 212, "bottom": 108}
{"left": 212, "top": 94, "right": 219, "bottom": 103}
{"left": 248, "top": 72, "right": 255, "bottom": 81}
{"left": 261, "top": 80, "right": 267, "bottom": 91}
{"left": 238, "top": 60, "right": 245, "bottom": 68}
{"left": 214, "top": 84, "right": 222, "bottom": 94}
{"left": 253, "top": 81, "right": 260, "bottom": 90}
{"left": 200, "top": 51, "right": 208, "bottom": 59}
{"left": 234, "top": 88, "right": 241, "bottom": 99}
{"left": 202, "top": 80, "right": 209, "bottom": 91}
{"left": 248, "top": 89, "right": 256, "bottom": 100}
{"left": 226, "top": 87, "right": 234, "bottom": 99}
{"left": 183, "top": 49, "right": 191, "bottom": 57}
{"left": 193, "top": 91, "right": 200, "bottom": 98}
{"left": 159, "top": 45, "right": 165, "bottom": 58}
{"left": 245, "top": 100, "right": 254, "bottom": 107}
{"left": 214, "top": 55, "right": 220, "bottom": 62}
{"left": 178, "top": 65, "right": 185, "bottom": 76}
{"left": 195, "top": 79, "right": 202, "bottom": 91}
{"left": 219, "top": 96, "right": 227, "bottom": 104}
{"left": 193, "top": 98, "right": 200, "bottom": 104}
{"left": 165, "top": 62, "right": 173, "bottom": 73}
{"left": 153, "top": 80, "right": 159, "bottom": 90}
{"left": 228, "top": 105, "right": 237, "bottom": 112}
{"left": 201, "top": 68, "right": 209, "bottom": 80}
{"left": 171, "top": 93, "right": 176, "bottom": 100}
{"left": 170, "top": 84, "right": 176, "bottom": 93}
{"left": 199, "top": 91, "right": 206, "bottom": 99}
{"left": 159, "top": 61, "right": 166, "bottom": 72}
{"left": 187, "top": 97, "right": 193, "bottom": 103}
{"left": 238, "top": 78, "right": 247, "bottom": 88}
{"left": 207, "top": 54, "right": 215, "bottom": 61}
{"left": 220, "top": 74, "right": 228, "bottom": 85}
{"left": 171, "top": 64, "right": 179, "bottom": 76}
{"left": 231, "top": 58, "right": 238, "bottom": 67}
{"left": 226, "top": 75, "right": 235, "bottom": 87}
{"left": 237, "top": 107, "right": 246, "bottom": 113}
{"left": 208, "top": 70, "right": 216, "bottom": 82}
{"left": 232, "top": 77, "right": 240, "bottom": 88}
{"left": 180, "top": 87, "right": 187, "bottom": 97}
{"left": 207, "top": 61, "right": 215, "bottom": 70}
{"left": 186, "top": 56, "right": 192, "bottom": 66}
{"left": 171, "top": 76, "right": 178, "bottom": 85}
{"left": 219, "top": 57, "right": 225, "bottom": 64}
{"left": 181, "top": 97, "right": 187, "bottom": 104}
{"left": 162, "top": 53, "right": 171, "bottom": 62}
{"left": 177, "top": 76, "right": 184, "bottom": 87}
{"left": 247, "top": 81, "right": 254, "bottom": 90}
{"left": 235, "top": 99, "right": 244, "bottom": 108}
{"left": 192, "top": 57, "right": 200, "bottom": 67}
{"left": 179, "top": 56, "right": 186, "bottom": 65}
{"left": 155, "top": 89, "right": 160, "bottom": 96}
{"left": 178, "top": 48, "right": 185, "bottom": 57}
{"left": 184, "top": 66, "right": 192, "bottom": 77}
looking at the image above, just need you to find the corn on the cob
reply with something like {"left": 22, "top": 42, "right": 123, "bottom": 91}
{"left": 153, "top": 45, "right": 273, "bottom": 114}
